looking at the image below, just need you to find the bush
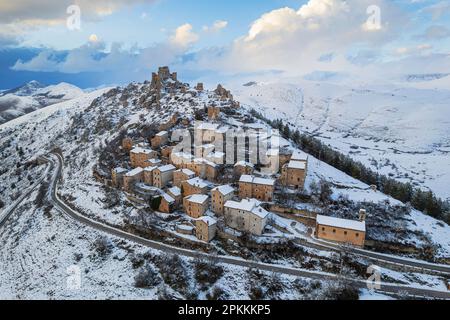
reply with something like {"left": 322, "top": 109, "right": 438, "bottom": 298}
{"left": 322, "top": 281, "right": 359, "bottom": 300}
{"left": 194, "top": 257, "right": 224, "bottom": 289}
{"left": 207, "top": 286, "right": 229, "bottom": 300}
{"left": 134, "top": 264, "right": 161, "bottom": 288}
{"left": 93, "top": 236, "right": 113, "bottom": 257}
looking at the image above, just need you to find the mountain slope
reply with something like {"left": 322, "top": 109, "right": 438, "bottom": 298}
{"left": 233, "top": 80, "right": 450, "bottom": 201}
{"left": 0, "top": 81, "right": 83, "bottom": 125}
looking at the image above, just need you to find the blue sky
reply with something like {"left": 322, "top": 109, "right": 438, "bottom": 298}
{"left": 1, "top": 0, "right": 449, "bottom": 90}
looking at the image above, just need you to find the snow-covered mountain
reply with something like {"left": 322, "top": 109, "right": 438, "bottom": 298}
{"left": 232, "top": 80, "right": 450, "bottom": 201}
{"left": 0, "top": 81, "right": 83, "bottom": 125}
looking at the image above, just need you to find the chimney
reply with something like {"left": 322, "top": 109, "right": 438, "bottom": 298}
{"left": 359, "top": 209, "right": 367, "bottom": 222}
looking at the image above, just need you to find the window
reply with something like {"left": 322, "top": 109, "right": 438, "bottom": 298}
{"left": 322, "top": 227, "right": 325, "bottom": 231}
{"left": 356, "top": 233, "right": 359, "bottom": 237}
{"left": 344, "top": 231, "right": 348, "bottom": 235}
{"left": 333, "top": 229, "right": 336, "bottom": 233}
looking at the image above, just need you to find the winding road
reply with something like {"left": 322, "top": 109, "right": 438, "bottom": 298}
{"left": 42, "top": 153, "right": 449, "bottom": 299}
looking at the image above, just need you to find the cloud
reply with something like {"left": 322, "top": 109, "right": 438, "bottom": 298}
{"left": 11, "top": 23, "right": 198, "bottom": 75}
{"left": 202, "top": 20, "right": 228, "bottom": 33}
{"left": 415, "top": 25, "right": 450, "bottom": 40}
{"left": 187, "top": 0, "right": 408, "bottom": 78}
{"left": 0, "top": 0, "right": 155, "bottom": 25}
{"left": 170, "top": 23, "right": 199, "bottom": 48}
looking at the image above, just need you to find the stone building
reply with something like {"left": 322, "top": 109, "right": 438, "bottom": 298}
{"left": 167, "top": 186, "right": 182, "bottom": 207}
{"left": 130, "top": 147, "right": 157, "bottom": 168}
{"left": 238, "top": 175, "right": 275, "bottom": 202}
{"left": 112, "top": 167, "right": 128, "bottom": 188}
{"left": 281, "top": 161, "right": 307, "bottom": 189}
{"left": 123, "top": 167, "right": 144, "bottom": 192}
{"left": 207, "top": 105, "right": 221, "bottom": 120}
{"left": 234, "top": 161, "right": 254, "bottom": 177}
{"left": 159, "top": 193, "right": 176, "bottom": 213}
{"left": 223, "top": 199, "right": 269, "bottom": 236}
{"left": 185, "top": 158, "right": 218, "bottom": 181}
{"left": 122, "top": 138, "right": 133, "bottom": 152}
{"left": 181, "top": 177, "right": 209, "bottom": 197}
{"left": 143, "top": 166, "right": 158, "bottom": 185}
{"left": 195, "top": 83, "right": 204, "bottom": 91}
{"left": 161, "top": 146, "right": 173, "bottom": 159}
{"left": 151, "top": 131, "right": 169, "bottom": 148}
{"left": 196, "top": 216, "right": 217, "bottom": 242}
{"left": 211, "top": 185, "right": 235, "bottom": 215}
{"left": 153, "top": 164, "right": 176, "bottom": 188}
{"left": 173, "top": 168, "right": 196, "bottom": 187}
{"left": 183, "top": 194, "right": 209, "bottom": 218}
{"left": 315, "top": 213, "right": 366, "bottom": 247}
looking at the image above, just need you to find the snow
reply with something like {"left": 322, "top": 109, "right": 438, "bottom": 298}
{"left": 197, "top": 216, "right": 217, "bottom": 226}
{"left": 186, "top": 177, "right": 208, "bottom": 189}
{"left": 316, "top": 214, "right": 366, "bottom": 232}
{"left": 157, "top": 164, "right": 176, "bottom": 173}
{"left": 185, "top": 194, "right": 209, "bottom": 204}
{"left": 130, "top": 147, "right": 154, "bottom": 155}
{"left": 212, "top": 185, "right": 235, "bottom": 196}
{"left": 125, "top": 167, "right": 143, "bottom": 177}
{"left": 288, "top": 161, "right": 306, "bottom": 169}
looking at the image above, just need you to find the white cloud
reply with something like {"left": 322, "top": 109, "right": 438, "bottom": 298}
{"left": 170, "top": 23, "right": 199, "bottom": 48}
{"left": 203, "top": 20, "right": 228, "bottom": 33}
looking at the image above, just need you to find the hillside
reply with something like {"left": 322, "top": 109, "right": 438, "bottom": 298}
{"left": 0, "top": 81, "right": 83, "bottom": 125}
{"left": 0, "top": 71, "right": 448, "bottom": 299}
{"left": 232, "top": 80, "right": 450, "bottom": 202}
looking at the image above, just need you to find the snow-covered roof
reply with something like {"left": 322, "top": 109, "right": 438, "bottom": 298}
{"left": 239, "top": 175, "right": 274, "bottom": 186}
{"left": 161, "top": 193, "right": 175, "bottom": 203}
{"left": 288, "top": 161, "right": 306, "bottom": 170}
{"left": 316, "top": 215, "right": 366, "bottom": 232}
{"left": 176, "top": 168, "right": 196, "bottom": 176}
{"left": 157, "top": 164, "right": 176, "bottom": 173}
{"left": 113, "top": 167, "right": 127, "bottom": 174}
{"left": 143, "top": 166, "right": 158, "bottom": 172}
{"left": 186, "top": 194, "right": 209, "bottom": 204}
{"left": 239, "top": 175, "right": 254, "bottom": 183}
{"left": 148, "top": 159, "right": 162, "bottom": 165}
{"left": 168, "top": 186, "right": 181, "bottom": 197}
{"left": 125, "top": 167, "right": 144, "bottom": 177}
{"left": 212, "top": 185, "right": 234, "bottom": 196}
{"left": 186, "top": 177, "right": 208, "bottom": 189}
{"left": 253, "top": 177, "right": 275, "bottom": 186}
{"left": 291, "top": 150, "right": 308, "bottom": 162}
{"left": 198, "top": 216, "right": 217, "bottom": 226}
{"left": 266, "top": 149, "right": 279, "bottom": 156}
{"left": 224, "top": 199, "right": 268, "bottom": 219}
{"left": 131, "top": 147, "right": 154, "bottom": 155}
{"left": 156, "top": 131, "right": 168, "bottom": 137}
{"left": 224, "top": 199, "right": 257, "bottom": 212}
{"left": 215, "top": 126, "right": 229, "bottom": 134}
{"left": 234, "top": 161, "right": 254, "bottom": 168}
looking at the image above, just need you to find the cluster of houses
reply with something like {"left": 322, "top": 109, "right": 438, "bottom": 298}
{"left": 108, "top": 67, "right": 367, "bottom": 247}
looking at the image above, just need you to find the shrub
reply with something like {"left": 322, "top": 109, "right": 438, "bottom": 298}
{"left": 134, "top": 264, "right": 161, "bottom": 288}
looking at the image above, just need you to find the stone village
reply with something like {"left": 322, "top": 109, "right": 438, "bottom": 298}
{"left": 107, "top": 67, "right": 367, "bottom": 247}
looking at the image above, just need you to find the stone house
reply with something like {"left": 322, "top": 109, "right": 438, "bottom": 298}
{"left": 195, "top": 83, "right": 204, "bottom": 91}
{"left": 123, "top": 167, "right": 144, "bottom": 192}
{"left": 159, "top": 193, "right": 176, "bottom": 213}
{"left": 315, "top": 213, "right": 366, "bottom": 247}
{"left": 234, "top": 161, "right": 254, "bottom": 177}
{"left": 111, "top": 167, "right": 127, "bottom": 188}
{"left": 196, "top": 216, "right": 217, "bottom": 242}
{"left": 130, "top": 147, "right": 157, "bottom": 168}
{"left": 153, "top": 164, "right": 176, "bottom": 188}
{"left": 223, "top": 199, "right": 269, "bottom": 236}
{"left": 161, "top": 146, "right": 173, "bottom": 159}
{"left": 238, "top": 175, "right": 275, "bottom": 202}
{"left": 173, "top": 168, "right": 196, "bottom": 187}
{"left": 151, "top": 131, "right": 169, "bottom": 148}
{"left": 143, "top": 166, "right": 158, "bottom": 185}
{"left": 181, "top": 177, "right": 209, "bottom": 197}
{"left": 183, "top": 194, "right": 209, "bottom": 218}
{"left": 211, "top": 185, "right": 235, "bottom": 215}
{"left": 281, "top": 160, "right": 307, "bottom": 189}
{"left": 167, "top": 186, "right": 182, "bottom": 207}
{"left": 207, "top": 105, "right": 221, "bottom": 120}
{"left": 122, "top": 138, "right": 133, "bottom": 152}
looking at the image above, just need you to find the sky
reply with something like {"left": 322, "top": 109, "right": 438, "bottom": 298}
{"left": 0, "top": 0, "right": 449, "bottom": 90}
